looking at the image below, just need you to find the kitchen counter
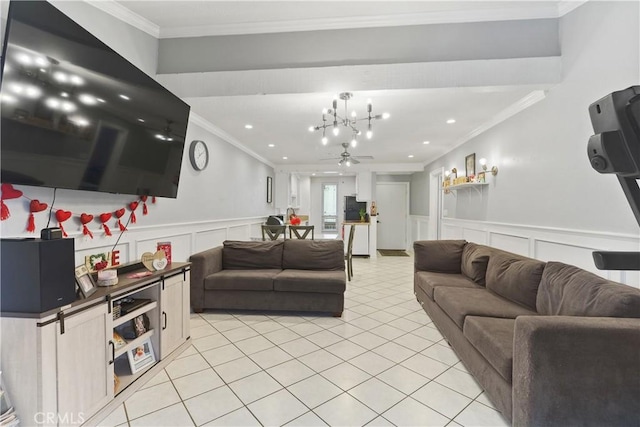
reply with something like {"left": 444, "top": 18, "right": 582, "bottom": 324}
{"left": 343, "top": 221, "right": 370, "bottom": 225}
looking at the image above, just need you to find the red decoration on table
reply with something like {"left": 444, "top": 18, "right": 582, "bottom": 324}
{"left": 1, "top": 183, "right": 23, "bottom": 220}
{"left": 80, "top": 213, "right": 94, "bottom": 239}
{"left": 56, "top": 209, "right": 72, "bottom": 237}
{"left": 114, "top": 208, "right": 126, "bottom": 231}
{"left": 27, "top": 199, "right": 48, "bottom": 232}
{"left": 99, "top": 212, "right": 113, "bottom": 236}
{"left": 129, "top": 201, "right": 138, "bottom": 224}
{"left": 141, "top": 196, "right": 148, "bottom": 215}
{"left": 152, "top": 196, "right": 156, "bottom": 204}
{"left": 157, "top": 241, "right": 172, "bottom": 264}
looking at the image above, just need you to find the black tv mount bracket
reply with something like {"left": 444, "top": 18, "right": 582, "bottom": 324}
{"left": 588, "top": 85, "right": 640, "bottom": 271}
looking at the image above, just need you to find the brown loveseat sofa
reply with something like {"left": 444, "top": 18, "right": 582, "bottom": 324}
{"left": 414, "top": 240, "right": 640, "bottom": 427}
{"left": 190, "top": 239, "right": 345, "bottom": 315}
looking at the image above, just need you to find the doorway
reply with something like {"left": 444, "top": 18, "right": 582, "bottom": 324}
{"left": 429, "top": 168, "right": 444, "bottom": 240}
{"left": 376, "top": 182, "right": 409, "bottom": 250}
{"left": 322, "top": 183, "right": 338, "bottom": 232}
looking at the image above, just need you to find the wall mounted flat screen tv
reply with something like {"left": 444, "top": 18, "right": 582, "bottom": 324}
{"left": 0, "top": 0, "right": 190, "bottom": 198}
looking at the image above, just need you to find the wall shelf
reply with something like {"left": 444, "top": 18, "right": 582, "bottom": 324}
{"left": 443, "top": 182, "right": 488, "bottom": 196}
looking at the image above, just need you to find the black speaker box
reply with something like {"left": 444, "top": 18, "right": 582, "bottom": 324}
{"left": 1, "top": 238, "right": 76, "bottom": 313}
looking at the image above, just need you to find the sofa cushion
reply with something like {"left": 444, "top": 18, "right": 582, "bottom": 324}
{"left": 222, "top": 240, "right": 283, "bottom": 270}
{"left": 434, "top": 287, "right": 537, "bottom": 329}
{"left": 464, "top": 316, "right": 515, "bottom": 383}
{"left": 414, "top": 240, "right": 466, "bottom": 273}
{"left": 461, "top": 243, "right": 491, "bottom": 285}
{"left": 204, "top": 269, "right": 281, "bottom": 291}
{"left": 537, "top": 261, "right": 640, "bottom": 317}
{"left": 415, "top": 271, "right": 482, "bottom": 300}
{"left": 274, "top": 270, "right": 346, "bottom": 294}
{"left": 485, "top": 252, "right": 545, "bottom": 310}
{"left": 283, "top": 240, "right": 344, "bottom": 271}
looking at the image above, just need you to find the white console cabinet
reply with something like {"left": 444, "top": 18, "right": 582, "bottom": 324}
{"left": 0, "top": 263, "right": 191, "bottom": 426}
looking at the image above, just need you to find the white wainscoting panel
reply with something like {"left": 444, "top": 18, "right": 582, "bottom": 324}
{"left": 137, "top": 233, "right": 192, "bottom": 263}
{"left": 194, "top": 228, "right": 228, "bottom": 253}
{"left": 440, "top": 218, "right": 640, "bottom": 287}
{"left": 228, "top": 224, "right": 251, "bottom": 241}
{"left": 489, "top": 233, "right": 530, "bottom": 256}
{"left": 462, "top": 228, "right": 487, "bottom": 245}
{"left": 410, "top": 215, "right": 430, "bottom": 243}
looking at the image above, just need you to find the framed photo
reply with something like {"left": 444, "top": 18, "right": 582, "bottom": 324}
{"left": 75, "top": 265, "right": 97, "bottom": 298}
{"left": 127, "top": 339, "right": 156, "bottom": 374}
{"left": 266, "top": 176, "right": 273, "bottom": 203}
{"left": 465, "top": 153, "right": 476, "bottom": 177}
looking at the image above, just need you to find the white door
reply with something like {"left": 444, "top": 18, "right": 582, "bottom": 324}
{"left": 376, "top": 182, "right": 409, "bottom": 250}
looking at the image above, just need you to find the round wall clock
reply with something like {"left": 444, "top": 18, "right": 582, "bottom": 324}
{"left": 189, "top": 140, "right": 209, "bottom": 171}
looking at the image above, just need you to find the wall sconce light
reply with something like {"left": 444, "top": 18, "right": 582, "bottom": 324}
{"left": 479, "top": 158, "right": 499, "bottom": 176}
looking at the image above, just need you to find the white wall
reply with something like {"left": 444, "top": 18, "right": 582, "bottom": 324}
{"left": 0, "top": 1, "right": 274, "bottom": 265}
{"left": 409, "top": 1, "right": 640, "bottom": 286}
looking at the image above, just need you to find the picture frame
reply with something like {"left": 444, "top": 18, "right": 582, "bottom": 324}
{"left": 75, "top": 265, "right": 97, "bottom": 298}
{"left": 266, "top": 176, "right": 273, "bottom": 203}
{"left": 127, "top": 339, "right": 156, "bottom": 374}
{"left": 465, "top": 153, "right": 476, "bottom": 177}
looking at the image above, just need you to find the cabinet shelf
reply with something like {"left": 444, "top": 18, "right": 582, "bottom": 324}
{"left": 113, "top": 301, "right": 157, "bottom": 328}
{"left": 444, "top": 182, "right": 488, "bottom": 191}
{"left": 114, "top": 330, "right": 154, "bottom": 359}
{"left": 114, "top": 356, "right": 155, "bottom": 396}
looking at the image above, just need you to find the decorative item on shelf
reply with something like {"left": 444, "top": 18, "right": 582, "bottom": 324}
{"left": 75, "top": 265, "right": 97, "bottom": 298}
{"left": 359, "top": 208, "right": 367, "bottom": 222}
{"left": 451, "top": 167, "right": 458, "bottom": 180}
{"left": 157, "top": 242, "right": 172, "bottom": 264}
{"left": 309, "top": 92, "right": 389, "bottom": 146}
{"left": 465, "top": 153, "right": 476, "bottom": 177}
{"left": 97, "top": 269, "right": 118, "bottom": 287}
{"left": 133, "top": 314, "right": 149, "bottom": 337}
{"left": 479, "top": 158, "right": 499, "bottom": 176}
{"left": 127, "top": 339, "right": 156, "bottom": 374}
{"left": 113, "top": 331, "right": 127, "bottom": 349}
{"left": 85, "top": 252, "right": 112, "bottom": 273}
{"left": 478, "top": 171, "right": 486, "bottom": 183}
{"left": 141, "top": 250, "right": 168, "bottom": 271}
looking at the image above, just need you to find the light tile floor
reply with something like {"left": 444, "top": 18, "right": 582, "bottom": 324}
{"left": 98, "top": 254, "right": 510, "bottom": 427}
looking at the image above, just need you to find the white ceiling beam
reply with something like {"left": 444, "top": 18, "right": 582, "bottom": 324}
{"left": 157, "top": 57, "right": 561, "bottom": 99}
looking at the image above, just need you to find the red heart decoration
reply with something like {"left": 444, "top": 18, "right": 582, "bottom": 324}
{"left": 129, "top": 201, "right": 138, "bottom": 210}
{"left": 56, "top": 210, "right": 72, "bottom": 222}
{"left": 1, "top": 183, "right": 23, "bottom": 200}
{"left": 140, "top": 196, "right": 148, "bottom": 202}
{"left": 115, "top": 208, "right": 125, "bottom": 219}
{"left": 80, "top": 213, "right": 93, "bottom": 225}
{"left": 30, "top": 199, "right": 48, "bottom": 213}
{"left": 99, "top": 213, "right": 112, "bottom": 223}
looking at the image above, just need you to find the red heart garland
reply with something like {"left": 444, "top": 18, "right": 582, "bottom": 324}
{"left": 99, "top": 213, "right": 113, "bottom": 236}
{"left": 27, "top": 199, "right": 49, "bottom": 232}
{"left": 1, "top": 183, "right": 23, "bottom": 200}
{"left": 129, "top": 201, "right": 138, "bottom": 224}
{"left": 55, "top": 210, "right": 72, "bottom": 237}
{"left": 80, "top": 213, "right": 94, "bottom": 239}
{"left": 141, "top": 195, "right": 149, "bottom": 215}
{"left": 114, "top": 208, "right": 126, "bottom": 231}
{"left": 1, "top": 184, "right": 24, "bottom": 220}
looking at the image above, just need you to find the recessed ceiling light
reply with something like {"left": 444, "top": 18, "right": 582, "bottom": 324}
{"left": 446, "top": 118, "right": 456, "bottom": 124}
{"left": 282, "top": 156, "right": 288, "bottom": 160}
{"left": 119, "top": 94, "right": 130, "bottom": 100}
{"left": 268, "top": 144, "right": 275, "bottom": 147}
{"left": 60, "top": 92, "right": 69, "bottom": 98}
{"left": 96, "top": 98, "right": 106, "bottom": 103}
{"left": 245, "top": 124, "right": 253, "bottom": 129}
{"left": 408, "top": 154, "right": 414, "bottom": 158}
{"left": 423, "top": 141, "right": 430, "bottom": 145}
{"left": 339, "top": 173, "right": 343, "bottom": 176}
{"left": 312, "top": 173, "right": 316, "bottom": 176}
{"left": 138, "top": 118, "right": 145, "bottom": 122}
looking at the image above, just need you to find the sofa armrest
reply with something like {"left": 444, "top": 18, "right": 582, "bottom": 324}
{"left": 513, "top": 315, "right": 640, "bottom": 427}
{"left": 188, "top": 246, "right": 223, "bottom": 312}
{"left": 413, "top": 240, "right": 466, "bottom": 273}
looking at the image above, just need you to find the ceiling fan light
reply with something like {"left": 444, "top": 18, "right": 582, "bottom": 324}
{"left": 351, "top": 138, "right": 357, "bottom": 147}
{"left": 308, "top": 126, "right": 315, "bottom": 132}
{"left": 382, "top": 112, "right": 390, "bottom": 119}
{"left": 322, "top": 136, "right": 328, "bottom": 145}
{"left": 346, "top": 160, "right": 351, "bottom": 167}
{"left": 332, "top": 127, "right": 339, "bottom": 136}
{"left": 366, "top": 130, "right": 373, "bottom": 139}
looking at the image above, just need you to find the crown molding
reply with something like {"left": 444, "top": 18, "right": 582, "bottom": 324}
{"left": 558, "top": 0, "right": 589, "bottom": 16}
{"left": 159, "top": 5, "right": 560, "bottom": 39}
{"left": 189, "top": 112, "right": 275, "bottom": 169}
{"left": 84, "top": 0, "right": 160, "bottom": 38}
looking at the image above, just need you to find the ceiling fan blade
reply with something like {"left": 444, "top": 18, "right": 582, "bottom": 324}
{"left": 350, "top": 158, "right": 361, "bottom": 164}
{"left": 352, "top": 155, "right": 374, "bottom": 160}
{"left": 319, "top": 157, "right": 341, "bottom": 161}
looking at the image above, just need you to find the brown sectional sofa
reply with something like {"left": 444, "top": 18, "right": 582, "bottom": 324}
{"left": 190, "top": 239, "right": 345, "bottom": 315}
{"left": 414, "top": 240, "right": 640, "bottom": 427}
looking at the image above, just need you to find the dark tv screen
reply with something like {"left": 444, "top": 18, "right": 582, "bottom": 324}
{"left": 0, "top": 0, "right": 190, "bottom": 198}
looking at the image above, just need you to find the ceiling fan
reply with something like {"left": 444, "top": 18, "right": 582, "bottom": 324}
{"left": 321, "top": 143, "right": 374, "bottom": 166}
